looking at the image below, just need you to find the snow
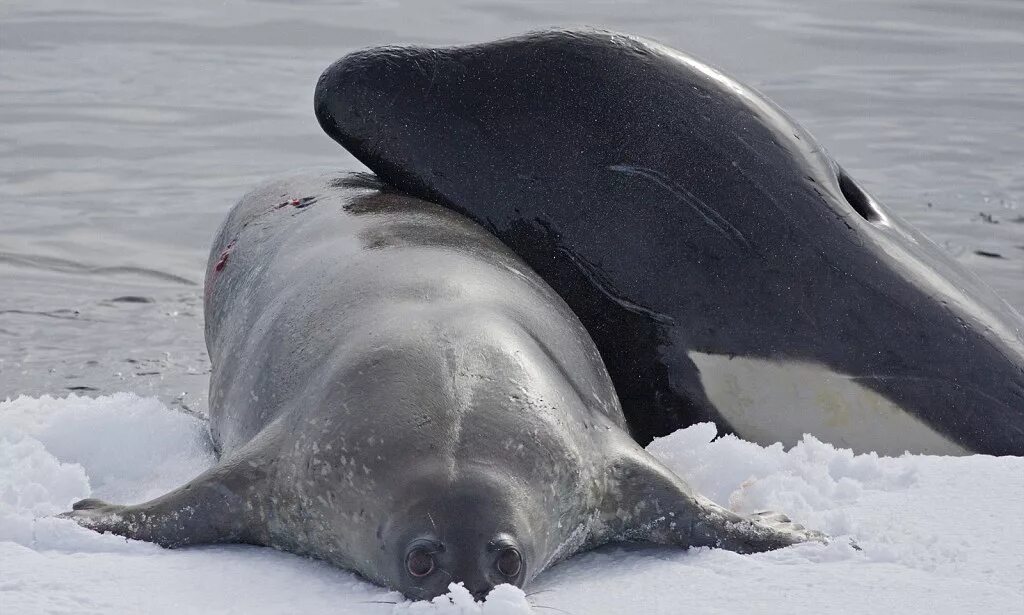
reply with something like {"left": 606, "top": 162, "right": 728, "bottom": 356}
{"left": 1, "top": 394, "right": 1021, "bottom": 614}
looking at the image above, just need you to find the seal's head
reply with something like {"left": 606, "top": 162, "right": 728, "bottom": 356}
{"left": 311, "top": 309, "right": 607, "bottom": 601}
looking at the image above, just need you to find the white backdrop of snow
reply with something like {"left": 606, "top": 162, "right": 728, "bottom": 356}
{"left": 0, "top": 393, "right": 1020, "bottom": 614}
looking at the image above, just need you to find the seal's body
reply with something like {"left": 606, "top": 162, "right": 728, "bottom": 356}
{"left": 315, "top": 30, "right": 1024, "bottom": 456}
{"left": 65, "top": 172, "right": 819, "bottom": 600}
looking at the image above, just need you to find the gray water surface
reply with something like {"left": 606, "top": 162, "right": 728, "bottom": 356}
{"left": 2, "top": 0, "right": 1022, "bottom": 411}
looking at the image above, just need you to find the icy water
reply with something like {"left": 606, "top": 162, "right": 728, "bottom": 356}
{"left": 2, "top": 0, "right": 1022, "bottom": 411}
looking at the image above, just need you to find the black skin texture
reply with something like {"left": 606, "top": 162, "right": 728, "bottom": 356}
{"left": 315, "top": 29, "right": 1024, "bottom": 454}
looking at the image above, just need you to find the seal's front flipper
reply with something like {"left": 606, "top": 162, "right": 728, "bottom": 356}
{"left": 745, "top": 510, "right": 823, "bottom": 542}
{"left": 60, "top": 451, "right": 270, "bottom": 548}
{"left": 594, "top": 446, "right": 826, "bottom": 554}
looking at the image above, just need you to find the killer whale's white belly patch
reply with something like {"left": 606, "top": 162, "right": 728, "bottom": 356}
{"left": 689, "top": 351, "right": 968, "bottom": 456}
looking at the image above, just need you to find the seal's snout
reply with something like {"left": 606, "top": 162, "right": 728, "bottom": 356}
{"left": 397, "top": 533, "right": 527, "bottom": 601}
{"left": 385, "top": 471, "right": 538, "bottom": 601}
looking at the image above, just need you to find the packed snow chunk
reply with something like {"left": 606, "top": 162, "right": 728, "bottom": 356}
{"left": 0, "top": 392, "right": 215, "bottom": 503}
{"left": 0, "top": 393, "right": 214, "bottom": 553}
{"left": 647, "top": 423, "right": 916, "bottom": 513}
{"left": 395, "top": 583, "right": 531, "bottom": 615}
{"left": 0, "top": 434, "right": 89, "bottom": 544}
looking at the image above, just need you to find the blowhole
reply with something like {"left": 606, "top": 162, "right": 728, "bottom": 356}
{"left": 838, "top": 170, "right": 883, "bottom": 223}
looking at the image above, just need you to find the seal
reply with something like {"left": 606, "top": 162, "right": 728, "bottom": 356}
{"left": 314, "top": 29, "right": 1024, "bottom": 456}
{"left": 62, "top": 172, "right": 821, "bottom": 600}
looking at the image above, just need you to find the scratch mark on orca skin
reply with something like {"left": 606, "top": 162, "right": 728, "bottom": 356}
{"left": 417, "top": 52, "right": 441, "bottom": 101}
{"left": 608, "top": 164, "right": 752, "bottom": 250}
{"left": 556, "top": 244, "right": 676, "bottom": 326}
{"left": 852, "top": 373, "right": 1021, "bottom": 415}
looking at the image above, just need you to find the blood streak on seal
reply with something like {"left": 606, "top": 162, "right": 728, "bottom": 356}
{"left": 213, "top": 241, "right": 234, "bottom": 272}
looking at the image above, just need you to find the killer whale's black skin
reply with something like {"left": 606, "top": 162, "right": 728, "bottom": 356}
{"left": 62, "top": 172, "right": 821, "bottom": 600}
{"left": 315, "top": 29, "right": 1024, "bottom": 455}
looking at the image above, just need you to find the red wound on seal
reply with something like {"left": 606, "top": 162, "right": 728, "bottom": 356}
{"left": 205, "top": 239, "right": 236, "bottom": 300}
{"left": 214, "top": 240, "right": 236, "bottom": 272}
{"left": 274, "top": 196, "right": 317, "bottom": 210}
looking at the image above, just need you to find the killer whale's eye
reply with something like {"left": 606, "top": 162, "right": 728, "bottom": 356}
{"left": 495, "top": 547, "right": 522, "bottom": 577}
{"left": 406, "top": 548, "right": 435, "bottom": 577}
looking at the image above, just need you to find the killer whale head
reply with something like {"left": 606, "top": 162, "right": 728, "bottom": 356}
{"left": 314, "top": 29, "right": 1024, "bottom": 455}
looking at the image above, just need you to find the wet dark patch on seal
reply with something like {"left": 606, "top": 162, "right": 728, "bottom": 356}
{"left": 346, "top": 188, "right": 512, "bottom": 257}
{"left": 331, "top": 172, "right": 393, "bottom": 192}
